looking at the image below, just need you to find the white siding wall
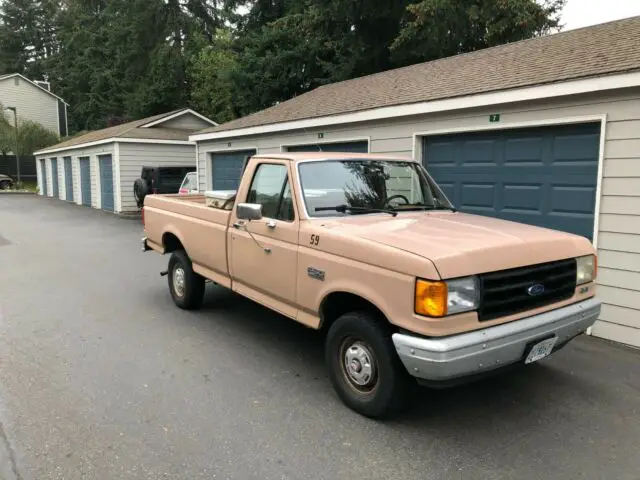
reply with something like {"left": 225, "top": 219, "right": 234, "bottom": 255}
{"left": 0, "top": 76, "right": 60, "bottom": 135}
{"left": 156, "top": 113, "right": 213, "bottom": 131}
{"left": 46, "top": 158, "right": 53, "bottom": 197}
{"left": 35, "top": 158, "right": 43, "bottom": 195}
{"left": 36, "top": 143, "right": 114, "bottom": 209}
{"left": 196, "top": 88, "right": 640, "bottom": 347}
{"left": 118, "top": 142, "right": 196, "bottom": 213}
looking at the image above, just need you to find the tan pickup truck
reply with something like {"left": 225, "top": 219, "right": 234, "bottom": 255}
{"left": 141, "top": 153, "right": 601, "bottom": 418}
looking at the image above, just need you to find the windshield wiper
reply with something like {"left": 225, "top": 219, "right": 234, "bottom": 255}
{"left": 395, "top": 203, "right": 457, "bottom": 212}
{"left": 315, "top": 205, "right": 398, "bottom": 217}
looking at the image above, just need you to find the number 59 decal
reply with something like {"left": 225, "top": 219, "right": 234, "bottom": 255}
{"left": 310, "top": 234, "right": 320, "bottom": 246}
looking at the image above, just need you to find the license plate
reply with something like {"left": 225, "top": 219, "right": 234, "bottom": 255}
{"left": 525, "top": 337, "right": 558, "bottom": 364}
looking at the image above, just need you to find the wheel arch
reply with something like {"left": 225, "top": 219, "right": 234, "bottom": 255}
{"left": 162, "top": 229, "right": 186, "bottom": 254}
{"left": 318, "top": 290, "right": 393, "bottom": 333}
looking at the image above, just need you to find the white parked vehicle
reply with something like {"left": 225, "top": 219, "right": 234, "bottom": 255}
{"left": 178, "top": 171, "right": 198, "bottom": 195}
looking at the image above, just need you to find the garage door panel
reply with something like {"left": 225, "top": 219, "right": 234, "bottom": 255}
{"left": 503, "top": 184, "right": 542, "bottom": 211}
{"left": 426, "top": 142, "right": 456, "bottom": 165}
{"left": 462, "top": 140, "right": 496, "bottom": 164}
{"left": 424, "top": 123, "right": 600, "bottom": 240}
{"left": 79, "top": 158, "right": 91, "bottom": 207}
{"left": 504, "top": 137, "right": 544, "bottom": 163}
{"left": 460, "top": 183, "right": 495, "bottom": 212}
{"left": 553, "top": 133, "right": 600, "bottom": 161}
{"left": 211, "top": 150, "right": 256, "bottom": 190}
{"left": 64, "top": 157, "right": 73, "bottom": 201}
{"left": 550, "top": 185, "right": 596, "bottom": 214}
{"left": 99, "top": 155, "right": 114, "bottom": 212}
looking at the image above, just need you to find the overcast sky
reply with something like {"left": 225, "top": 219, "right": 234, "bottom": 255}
{"left": 561, "top": 0, "right": 640, "bottom": 30}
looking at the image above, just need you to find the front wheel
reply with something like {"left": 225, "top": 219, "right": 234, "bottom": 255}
{"left": 168, "top": 250, "right": 205, "bottom": 310}
{"left": 325, "top": 312, "right": 412, "bottom": 418}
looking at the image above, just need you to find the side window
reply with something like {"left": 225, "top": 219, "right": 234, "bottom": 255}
{"left": 247, "top": 163, "right": 294, "bottom": 221}
{"left": 278, "top": 181, "right": 294, "bottom": 221}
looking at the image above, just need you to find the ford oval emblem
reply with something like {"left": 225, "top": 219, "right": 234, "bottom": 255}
{"left": 527, "top": 284, "right": 545, "bottom": 296}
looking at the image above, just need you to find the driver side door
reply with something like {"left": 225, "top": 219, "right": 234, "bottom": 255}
{"left": 228, "top": 161, "right": 299, "bottom": 318}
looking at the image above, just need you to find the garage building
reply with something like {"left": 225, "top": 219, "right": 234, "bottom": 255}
{"left": 190, "top": 17, "right": 640, "bottom": 348}
{"left": 34, "top": 108, "right": 215, "bottom": 214}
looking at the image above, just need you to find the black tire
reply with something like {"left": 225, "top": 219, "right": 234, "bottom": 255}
{"left": 167, "top": 250, "right": 205, "bottom": 310}
{"left": 0, "top": 179, "right": 12, "bottom": 190}
{"left": 133, "top": 178, "right": 148, "bottom": 208}
{"left": 325, "top": 311, "right": 412, "bottom": 418}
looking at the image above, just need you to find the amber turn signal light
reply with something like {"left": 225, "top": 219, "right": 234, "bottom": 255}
{"left": 415, "top": 279, "right": 448, "bottom": 317}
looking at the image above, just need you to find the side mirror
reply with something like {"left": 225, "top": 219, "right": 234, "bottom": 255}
{"left": 236, "top": 203, "right": 263, "bottom": 221}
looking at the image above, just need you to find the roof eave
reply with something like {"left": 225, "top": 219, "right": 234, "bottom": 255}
{"left": 34, "top": 137, "right": 194, "bottom": 156}
{"left": 140, "top": 108, "right": 218, "bottom": 128}
{"left": 189, "top": 70, "right": 640, "bottom": 143}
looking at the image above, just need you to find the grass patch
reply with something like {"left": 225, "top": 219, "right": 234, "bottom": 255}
{"left": 19, "top": 180, "right": 38, "bottom": 192}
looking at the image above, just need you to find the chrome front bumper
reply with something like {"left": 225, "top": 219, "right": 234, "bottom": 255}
{"left": 392, "top": 298, "right": 601, "bottom": 383}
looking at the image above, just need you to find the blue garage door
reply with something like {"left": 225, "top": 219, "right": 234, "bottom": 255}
{"left": 286, "top": 141, "right": 368, "bottom": 153}
{"left": 51, "top": 158, "right": 59, "bottom": 198}
{"left": 211, "top": 150, "right": 256, "bottom": 190}
{"left": 40, "top": 159, "right": 48, "bottom": 195}
{"left": 99, "top": 155, "right": 114, "bottom": 211}
{"left": 64, "top": 156, "right": 73, "bottom": 201}
{"left": 79, "top": 157, "right": 91, "bottom": 207}
{"left": 423, "top": 123, "right": 600, "bottom": 240}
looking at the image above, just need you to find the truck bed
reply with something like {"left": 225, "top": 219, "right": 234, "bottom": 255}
{"left": 143, "top": 194, "right": 233, "bottom": 287}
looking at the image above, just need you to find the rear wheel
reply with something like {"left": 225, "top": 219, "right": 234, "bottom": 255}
{"left": 325, "top": 311, "right": 412, "bottom": 418}
{"left": 168, "top": 250, "right": 205, "bottom": 310}
{"left": 0, "top": 179, "right": 12, "bottom": 190}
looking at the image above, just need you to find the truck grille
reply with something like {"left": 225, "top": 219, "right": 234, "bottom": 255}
{"left": 478, "top": 258, "right": 577, "bottom": 321}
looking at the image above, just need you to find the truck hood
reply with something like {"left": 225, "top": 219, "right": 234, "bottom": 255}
{"left": 314, "top": 212, "right": 594, "bottom": 278}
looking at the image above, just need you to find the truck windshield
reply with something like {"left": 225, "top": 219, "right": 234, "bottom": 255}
{"left": 298, "top": 159, "right": 453, "bottom": 217}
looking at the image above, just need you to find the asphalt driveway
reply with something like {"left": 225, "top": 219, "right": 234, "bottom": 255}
{"left": 1, "top": 194, "right": 639, "bottom": 480}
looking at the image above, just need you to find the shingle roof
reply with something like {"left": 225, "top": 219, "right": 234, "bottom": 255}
{"left": 200, "top": 16, "right": 640, "bottom": 135}
{"left": 37, "top": 109, "right": 193, "bottom": 152}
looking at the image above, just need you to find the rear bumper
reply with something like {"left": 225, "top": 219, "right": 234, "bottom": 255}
{"left": 392, "top": 297, "right": 601, "bottom": 383}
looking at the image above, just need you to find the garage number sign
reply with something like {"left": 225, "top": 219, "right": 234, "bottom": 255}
{"left": 489, "top": 114, "right": 501, "bottom": 123}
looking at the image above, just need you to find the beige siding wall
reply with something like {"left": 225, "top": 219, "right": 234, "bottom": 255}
{"left": 0, "top": 76, "right": 60, "bottom": 135}
{"left": 118, "top": 142, "right": 196, "bottom": 213}
{"left": 157, "top": 113, "right": 212, "bottom": 131}
{"left": 36, "top": 143, "right": 114, "bottom": 210}
{"left": 196, "top": 88, "right": 640, "bottom": 347}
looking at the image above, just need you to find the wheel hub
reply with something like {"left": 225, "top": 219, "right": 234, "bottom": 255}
{"left": 173, "top": 267, "right": 186, "bottom": 297}
{"left": 344, "top": 342, "right": 375, "bottom": 387}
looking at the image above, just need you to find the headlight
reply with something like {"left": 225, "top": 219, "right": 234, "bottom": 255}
{"left": 576, "top": 255, "right": 597, "bottom": 285}
{"left": 415, "top": 276, "right": 480, "bottom": 317}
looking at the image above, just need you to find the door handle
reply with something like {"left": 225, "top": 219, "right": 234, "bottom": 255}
{"left": 232, "top": 221, "right": 246, "bottom": 229}
{"left": 266, "top": 220, "right": 276, "bottom": 229}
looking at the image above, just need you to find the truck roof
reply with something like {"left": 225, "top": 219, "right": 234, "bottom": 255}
{"left": 252, "top": 152, "right": 415, "bottom": 163}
